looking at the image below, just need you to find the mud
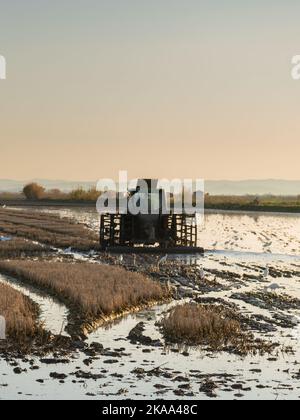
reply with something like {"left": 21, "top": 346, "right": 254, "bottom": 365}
{"left": 1, "top": 208, "right": 300, "bottom": 399}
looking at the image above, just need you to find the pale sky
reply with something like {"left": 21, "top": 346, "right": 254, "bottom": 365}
{"left": 1, "top": 0, "right": 300, "bottom": 181}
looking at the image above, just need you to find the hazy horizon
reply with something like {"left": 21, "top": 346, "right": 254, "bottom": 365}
{"left": 1, "top": 1, "right": 300, "bottom": 181}
{"left": 1, "top": 176, "right": 300, "bottom": 182}
{"left": 1, "top": 178, "right": 300, "bottom": 196}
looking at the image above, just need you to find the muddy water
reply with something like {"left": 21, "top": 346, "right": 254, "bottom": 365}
{"left": 1, "top": 208, "right": 300, "bottom": 400}
{"left": 0, "top": 286, "right": 300, "bottom": 400}
{"left": 35, "top": 206, "right": 300, "bottom": 255}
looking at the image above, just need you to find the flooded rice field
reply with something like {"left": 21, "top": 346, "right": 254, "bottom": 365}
{"left": 1, "top": 208, "right": 300, "bottom": 400}
{"left": 68, "top": 207, "right": 300, "bottom": 254}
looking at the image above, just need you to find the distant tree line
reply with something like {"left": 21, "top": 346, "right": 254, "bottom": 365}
{"left": 22, "top": 183, "right": 100, "bottom": 201}
{"left": 1, "top": 183, "right": 299, "bottom": 209}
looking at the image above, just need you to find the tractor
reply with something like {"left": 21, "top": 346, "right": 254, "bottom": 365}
{"left": 99, "top": 179, "right": 203, "bottom": 254}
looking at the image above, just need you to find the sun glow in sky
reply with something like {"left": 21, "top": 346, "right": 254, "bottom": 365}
{"left": 1, "top": 0, "right": 300, "bottom": 181}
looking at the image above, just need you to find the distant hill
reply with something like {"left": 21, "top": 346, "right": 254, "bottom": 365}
{"left": 1, "top": 179, "right": 300, "bottom": 196}
{"left": 205, "top": 180, "right": 300, "bottom": 196}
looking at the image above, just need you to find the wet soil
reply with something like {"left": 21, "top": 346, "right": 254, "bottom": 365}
{"left": 1, "top": 208, "right": 300, "bottom": 399}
